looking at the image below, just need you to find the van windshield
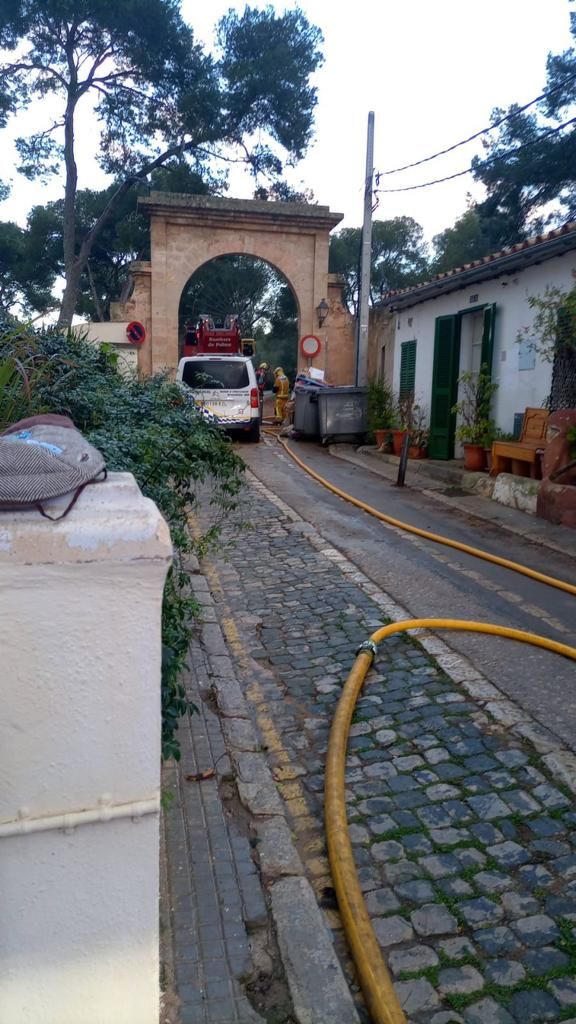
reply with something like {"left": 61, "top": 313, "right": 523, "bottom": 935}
{"left": 182, "top": 360, "right": 249, "bottom": 390}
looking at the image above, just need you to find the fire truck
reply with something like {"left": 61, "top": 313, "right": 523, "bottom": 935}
{"left": 182, "top": 314, "right": 255, "bottom": 359}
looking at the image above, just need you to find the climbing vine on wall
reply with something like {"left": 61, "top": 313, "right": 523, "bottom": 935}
{"left": 519, "top": 285, "right": 576, "bottom": 411}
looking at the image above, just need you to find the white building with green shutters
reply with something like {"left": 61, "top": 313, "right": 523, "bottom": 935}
{"left": 382, "top": 223, "right": 576, "bottom": 459}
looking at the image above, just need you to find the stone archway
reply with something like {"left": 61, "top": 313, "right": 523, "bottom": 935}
{"left": 112, "top": 193, "right": 355, "bottom": 383}
{"left": 177, "top": 253, "right": 300, "bottom": 369}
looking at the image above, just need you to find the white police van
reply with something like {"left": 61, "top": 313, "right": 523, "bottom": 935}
{"left": 177, "top": 354, "right": 261, "bottom": 441}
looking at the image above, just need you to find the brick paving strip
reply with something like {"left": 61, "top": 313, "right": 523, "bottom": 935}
{"left": 163, "top": 468, "right": 576, "bottom": 1024}
{"left": 160, "top": 635, "right": 267, "bottom": 1024}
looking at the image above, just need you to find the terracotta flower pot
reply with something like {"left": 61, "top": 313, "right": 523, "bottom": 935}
{"left": 392, "top": 429, "right": 407, "bottom": 456}
{"left": 463, "top": 444, "right": 486, "bottom": 472}
{"left": 374, "top": 429, "right": 387, "bottom": 449}
{"left": 408, "top": 446, "right": 427, "bottom": 460}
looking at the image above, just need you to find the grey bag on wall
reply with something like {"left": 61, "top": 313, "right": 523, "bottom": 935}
{"left": 0, "top": 415, "right": 107, "bottom": 519}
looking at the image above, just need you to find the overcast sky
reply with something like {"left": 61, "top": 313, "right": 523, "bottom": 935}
{"left": 0, "top": 0, "right": 573, "bottom": 248}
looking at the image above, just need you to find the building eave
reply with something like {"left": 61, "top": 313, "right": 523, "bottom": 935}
{"left": 380, "top": 226, "right": 576, "bottom": 311}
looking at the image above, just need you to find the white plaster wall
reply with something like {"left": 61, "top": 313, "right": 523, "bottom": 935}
{"left": 1, "top": 561, "right": 163, "bottom": 819}
{"left": 392, "top": 251, "right": 576, "bottom": 432}
{"left": 75, "top": 321, "right": 131, "bottom": 344}
{"left": 1, "top": 818, "right": 159, "bottom": 1024}
{"left": 0, "top": 474, "right": 172, "bottom": 1024}
{"left": 73, "top": 323, "right": 139, "bottom": 375}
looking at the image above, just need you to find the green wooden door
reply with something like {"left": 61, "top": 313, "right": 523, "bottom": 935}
{"left": 481, "top": 303, "right": 496, "bottom": 371}
{"left": 428, "top": 315, "right": 461, "bottom": 460}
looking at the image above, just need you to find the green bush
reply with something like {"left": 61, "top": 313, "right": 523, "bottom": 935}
{"left": 452, "top": 367, "right": 498, "bottom": 446}
{"left": 367, "top": 377, "right": 396, "bottom": 433}
{"left": 0, "top": 322, "right": 244, "bottom": 760}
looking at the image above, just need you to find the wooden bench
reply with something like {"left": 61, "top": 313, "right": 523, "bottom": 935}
{"left": 490, "top": 408, "right": 548, "bottom": 479}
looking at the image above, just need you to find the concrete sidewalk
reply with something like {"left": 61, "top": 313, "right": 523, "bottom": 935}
{"left": 329, "top": 445, "right": 576, "bottom": 561}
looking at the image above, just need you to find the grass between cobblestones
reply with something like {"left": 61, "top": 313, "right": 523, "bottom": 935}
{"left": 396, "top": 916, "right": 576, "bottom": 1009}
{"left": 207, "top": 480, "right": 576, "bottom": 1023}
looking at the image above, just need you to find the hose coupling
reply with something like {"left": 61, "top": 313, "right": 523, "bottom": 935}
{"left": 356, "top": 639, "right": 378, "bottom": 661}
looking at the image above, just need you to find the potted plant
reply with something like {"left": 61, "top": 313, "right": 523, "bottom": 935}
{"left": 408, "top": 404, "right": 429, "bottom": 459}
{"left": 393, "top": 393, "right": 413, "bottom": 455}
{"left": 452, "top": 367, "right": 498, "bottom": 472}
{"left": 481, "top": 421, "right": 497, "bottom": 472}
{"left": 367, "top": 378, "right": 396, "bottom": 449}
{"left": 483, "top": 425, "right": 515, "bottom": 472}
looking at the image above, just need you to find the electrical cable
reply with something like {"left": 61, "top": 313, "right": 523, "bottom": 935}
{"left": 375, "top": 69, "right": 576, "bottom": 177}
{"left": 374, "top": 115, "right": 576, "bottom": 194}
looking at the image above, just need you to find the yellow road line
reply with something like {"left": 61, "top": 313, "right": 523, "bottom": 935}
{"left": 201, "top": 556, "right": 332, "bottom": 871}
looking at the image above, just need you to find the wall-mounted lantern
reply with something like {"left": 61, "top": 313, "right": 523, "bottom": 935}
{"left": 316, "top": 298, "right": 329, "bottom": 326}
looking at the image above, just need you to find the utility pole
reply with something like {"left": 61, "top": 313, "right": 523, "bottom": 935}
{"left": 355, "top": 111, "right": 375, "bottom": 387}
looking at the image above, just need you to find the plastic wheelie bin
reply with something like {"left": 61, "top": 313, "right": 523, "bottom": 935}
{"left": 294, "top": 387, "right": 320, "bottom": 438}
{"left": 316, "top": 387, "right": 368, "bottom": 445}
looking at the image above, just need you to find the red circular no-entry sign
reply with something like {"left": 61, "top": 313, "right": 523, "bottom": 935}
{"left": 126, "top": 321, "right": 146, "bottom": 345}
{"left": 300, "top": 334, "right": 321, "bottom": 359}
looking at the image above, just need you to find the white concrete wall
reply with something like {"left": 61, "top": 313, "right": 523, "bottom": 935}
{"left": 392, "top": 250, "right": 576, "bottom": 433}
{"left": 73, "top": 322, "right": 139, "bottom": 376}
{"left": 0, "top": 473, "right": 172, "bottom": 1024}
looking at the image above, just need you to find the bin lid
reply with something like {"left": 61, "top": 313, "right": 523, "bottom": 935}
{"left": 295, "top": 376, "right": 330, "bottom": 389}
{"left": 318, "top": 386, "right": 368, "bottom": 396}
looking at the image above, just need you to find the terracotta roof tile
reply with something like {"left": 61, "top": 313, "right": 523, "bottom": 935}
{"left": 381, "top": 221, "right": 576, "bottom": 303}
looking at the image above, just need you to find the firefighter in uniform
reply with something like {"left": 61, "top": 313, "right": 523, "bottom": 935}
{"left": 256, "top": 362, "right": 268, "bottom": 393}
{"left": 255, "top": 362, "right": 268, "bottom": 419}
{"left": 273, "top": 366, "right": 290, "bottom": 422}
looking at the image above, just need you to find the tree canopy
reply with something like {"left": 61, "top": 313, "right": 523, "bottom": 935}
{"left": 254, "top": 284, "right": 298, "bottom": 380}
{"left": 0, "top": 219, "right": 55, "bottom": 315}
{"left": 471, "top": 7, "right": 576, "bottom": 247}
{"left": 180, "top": 255, "right": 277, "bottom": 336}
{"left": 329, "top": 217, "right": 429, "bottom": 313}
{"left": 8, "top": 160, "right": 218, "bottom": 320}
{"left": 0, "top": 1, "right": 323, "bottom": 324}
{"left": 179, "top": 254, "right": 298, "bottom": 377}
{"left": 431, "top": 208, "right": 492, "bottom": 275}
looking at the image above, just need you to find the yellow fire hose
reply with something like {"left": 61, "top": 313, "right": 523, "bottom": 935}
{"left": 326, "top": 620, "right": 576, "bottom": 1024}
{"left": 265, "top": 432, "right": 576, "bottom": 597}
{"left": 257, "top": 431, "right": 576, "bottom": 1022}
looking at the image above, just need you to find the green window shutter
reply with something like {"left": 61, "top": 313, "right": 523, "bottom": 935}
{"left": 399, "top": 340, "right": 417, "bottom": 398}
{"left": 428, "top": 315, "right": 461, "bottom": 460}
{"left": 481, "top": 303, "right": 496, "bottom": 372}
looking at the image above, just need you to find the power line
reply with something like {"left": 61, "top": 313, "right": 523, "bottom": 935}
{"left": 375, "top": 70, "right": 576, "bottom": 178}
{"left": 373, "top": 116, "right": 576, "bottom": 194}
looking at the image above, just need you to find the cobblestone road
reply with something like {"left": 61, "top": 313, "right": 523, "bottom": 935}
{"left": 200, "top": 470, "right": 576, "bottom": 1024}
